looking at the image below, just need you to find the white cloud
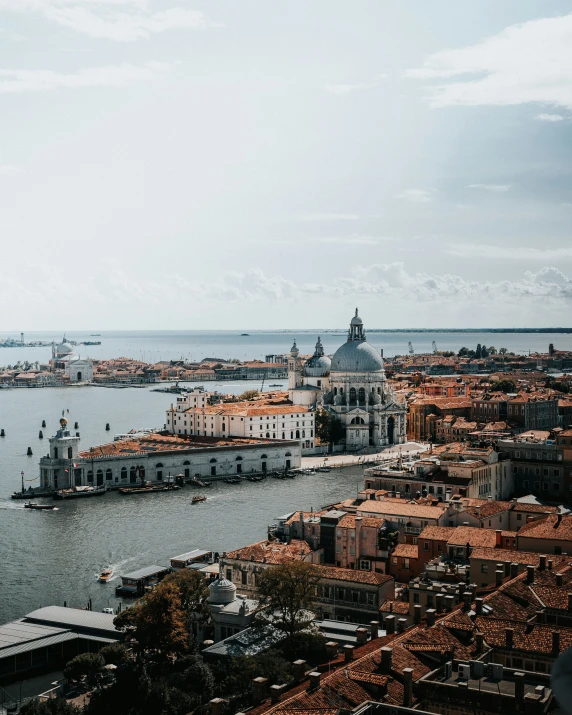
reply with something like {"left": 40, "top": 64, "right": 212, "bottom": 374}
{"left": 536, "top": 113, "right": 566, "bottom": 122}
{"left": 0, "top": 165, "right": 23, "bottom": 175}
{"left": 0, "top": 0, "right": 213, "bottom": 42}
{"left": 467, "top": 184, "right": 511, "bottom": 192}
{"left": 407, "top": 14, "right": 572, "bottom": 111}
{"left": 395, "top": 189, "right": 434, "bottom": 203}
{"left": 0, "top": 61, "right": 168, "bottom": 93}
{"left": 301, "top": 213, "right": 359, "bottom": 222}
{"left": 315, "top": 235, "right": 399, "bottom": 246}
{"left": 324, "top": 74, "right": 387, "bottom": 95}
{"left": 446, "top": 243, "right": 572, "bottom": 260}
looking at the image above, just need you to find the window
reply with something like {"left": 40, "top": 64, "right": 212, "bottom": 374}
{"left": 68, "top": 447, "right": 73, "bottom": 459}
{"left": 241, "top": 571, "right": 247, "bottom": 585}
{"left": 424, "top": 542, "right": 429, "bottom": 551}
{"left": 106, "top": 469, "right": 112, "bottom": 481}
{"left": 413, "top": 592, "right": 420, "bottom": 604}
{"left": 481, "top": 564, "right": 488, "bottom": 574}
{"left": 121, "top": 467, "right": 127, "bottom": 480}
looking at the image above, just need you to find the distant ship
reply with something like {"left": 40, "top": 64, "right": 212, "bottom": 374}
{"left": 240, "top": 333, "right": 250, "bottom": 336}
{"left": 90, "top": 334, "right": 101, "bottom": 336}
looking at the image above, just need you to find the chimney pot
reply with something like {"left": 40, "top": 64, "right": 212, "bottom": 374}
{"left": 403, "top": 668, "right": 414, "bottom": 708}
{"left": 526, "top": 565, "right": 535, "bottom": 583}
{"left": 475, "top": 598, "right": 483, "bottom": 615}
{"left": 343, "top": 645, "right": 354, "bottom": 662}
{"left": 252, "top": 677, "right": 269, "bottom": 705}
{"left": 270, "top": 685, "right": 285, "bottom": 704}
{"left": 510, "top": 562, "right": 519, "bottom": 579}
{"left": 475, "top": 631, "right": 484, "bottom": 652}
{"left": 495, "top": 570, "right": 503, "bottom": 587}
{"left": 435, "top": 593, "right": 444, "bottom": 613}
{"left": 414, "top": 604, "right": 422, "bottom": 623}
{"left": 385, "top": 614, "right": 396, "bottom": 634}
{"left": 308, "top": 672, "right": 321, "bottom": 691}
{"left": 292, "top": 660, "right": 307, "bottom": 683}
{"left": 426, "top": 608, "right": 436, "bottom": 627}
{"left": 539, "top": 555, "right": 547, "bottom": 571}
{"left": 380, "top": 646, "right": 393, "bottom": 674}
{"left": 567, "top": 593, "right": 572, "bottom": 612}
{"left": 556, "top": 573, "right": 563, "bottom": 587}
{"left": 444, "top": 595, "right": 455, "bottom": 612}
{"left": 462, "top": 591, "right": 472, "bottom": 609}
{"left": 325, "top": 641, "right": 338, "bottom": 660}
{"left": 398, "top": 618, "right": 407, "bottom": 633}
{"left": 514, "top": 672, "right": 525, "bottom": 704}
{"left": 548, "top": 559, "right": 554, "bottom": 570}
{"left": 210, "top": 698, "right": 226, "bottom": 715}
{"left": 370, "top": 621, "right": 379, "bottom": 640}
{"left": 356, "top": 627, "right": 368, "bottom": 645}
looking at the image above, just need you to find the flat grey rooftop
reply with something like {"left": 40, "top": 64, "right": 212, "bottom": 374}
{"left": 0, "top": 620, "right": 65, "bottom": 650}
{"left": 170, "top": 549, "right": 210, "bottom": 562}
{"left": 122, "top": 565, "right": 168, "bottom": 580}
{"left": 24, "top": 606, "right": 119, "bottom": 633}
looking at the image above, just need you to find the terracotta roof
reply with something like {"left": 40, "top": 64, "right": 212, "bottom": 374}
{"left": 337, "top": 514, "right": 385, "bottom": 529}
{"left": 463, "top": 501, "right": 512, "bottom": 519}
{"left": 511, "top": 502, "right": 559, "bottom": 514}
{"left": 316, "top": 565, "right": 393, "bottom": 586}
{"left": 357, "top": 501, "right": 447, "bottom": 520}
{"left": 392, "top": 544, "right": 418, "bottom": 559}
{"left": 418, "top": 526, "right": 456, "bottom": 541}
{"left": 225, "top": 539, "right": 314, "bottom": 564}
{"left": 518, "top": 514, "right": 572, "bottom": 541}
{"left": 447, "top": 527, "right": 498, "bottom": 548}
{"left": 470, "top": 547, "right": 566, "bottom": 567}
{"left": 475, "top": 617, "right": 572, "bottom": 655}
{"left": 380, "top": 601, "right": 410, "bottom": 614}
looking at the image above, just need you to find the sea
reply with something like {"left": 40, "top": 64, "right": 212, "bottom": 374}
{"left": 1, "top": 329, "right": 571, "bottom": 624}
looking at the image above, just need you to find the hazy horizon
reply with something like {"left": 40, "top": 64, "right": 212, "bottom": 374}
{"left": 2, "top": 1, "right": 572, "bottom": 329}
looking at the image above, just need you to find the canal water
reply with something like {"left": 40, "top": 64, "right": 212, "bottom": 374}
{"left": 0, "top": 381, "right": 364, "bottom": 623}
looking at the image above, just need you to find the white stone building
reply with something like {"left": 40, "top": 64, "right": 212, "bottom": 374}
{"left": 293, "top": 310, "right": 407, "bottom": 450}
{"left": 50, "top": 337, "right": 93, "bottom": 383}
{"left": 166, "top": 389, "right": 316, "bottom": 451}
{"left": 39, "top": 418, "right": 301, "bottom": 490}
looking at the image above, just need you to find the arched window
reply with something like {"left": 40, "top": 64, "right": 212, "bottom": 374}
{"left": 358, "top": 387, "right": 366, "bottom": 404}
{"left": 334, "top": 387, "right": 338, "bottom": 395}
{"left": 282, "top": 432, "right": 285, "bottom": 439}
{"left": 96, "top": 469, "right": 103, "bottom": 485}
{"left": 156, "top": 463, "right": 163, "bottom": 468}
{"left": 121, "top": 467, "right": 127, "bottom": 480}
{"left": 349, "top": 387, "right": 356, "bottom": 405}
{"left": 210, "top": 458, "right": 217, "bottom": 464}
{"left": 156, "top": 462, "right": 163, "bottom": 480}
{"left": 266, "top": 432, "right": 270, "bottom": 438}
{"left": 295, "top": 430, "right": 300, "bottom": 439}
{"left": 235, "top": 456, "right": 243, "bottom": 461}
{"left": 183, "top": 460, "right": 191, "bottom": 478}
{"left": 378, "top": 387, "right": 381, "bottom": 395}
{"left": 129, "top": 466, "right": 137, "bottom": 483}
{"left": 285, "top": 452, "right": 292, "bottom": 456}
{"left": 106, "top": 469, "right": 113, "bottom": 481}
{"left": 351, "top": 416, "right": 365, "bottom": 425}
{"left": 261, "top": 454, "right": 268, "bottom": 459}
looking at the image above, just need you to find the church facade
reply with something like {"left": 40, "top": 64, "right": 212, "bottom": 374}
{"left": 288, "top": 310, "right": 407, "bottom": 450}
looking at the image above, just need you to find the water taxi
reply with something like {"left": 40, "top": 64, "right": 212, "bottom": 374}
{"left": 98, "top": 568, "right": 114, "bottom": 583}
{"left": 191, "top": 495, "right": 207, "bottom": 504}
{"left": 24, "top": 502, "right": 57, "bottom": 511}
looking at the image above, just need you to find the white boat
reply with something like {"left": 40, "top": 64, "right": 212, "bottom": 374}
{"left": 99, "top": 568, "right": 114, "bottom": 583}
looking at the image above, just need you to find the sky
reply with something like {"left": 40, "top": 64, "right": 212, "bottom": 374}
{"left": 1, "top": 1, "right": 572, "bottom": 330}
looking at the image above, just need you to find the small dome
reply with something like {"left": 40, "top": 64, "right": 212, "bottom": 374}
{"left": 290, "top": 340, "right": 299, "bottom": 357}
{"left": 56, "top": 342, "right": 73, "bottom": 355}
{"left": 331, "top": 341, "right": 384, "bottom": 373}
{"left": 303, "top": 354, "right": 331, "bottom": 377}
{"left": 208, "top": 576, "right": 237, "bottom": 605}
{"left": 350, "top": 308, "right": 362, "bottom": 326}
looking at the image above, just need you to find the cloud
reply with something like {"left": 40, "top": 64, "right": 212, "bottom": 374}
{"left": 395, "top": 189, "right": 434, "bottom": 203}
{"left": 314, "top": 235, "right": 400, "bottom": 246}
{"left": 407, "top": 14, "right": 572, "bottom": 111}
{"left": 446, "top": 243, "right": 572, "bottom": 260}
{"left": 0, "top": 1, "right": 213, "bottom": 42}
{"left": 0, "top": 165, "right": 23, "bottom": 175}
{"left": 536, "top": 113, "right": 566, "bottom": 122}
{"left": 324, "top": 74, "right": 387, "bottom": 95}
{"left": 0, "top": 61, "right": 168, "bottom": 93}
{"left": 467, "top": 184, "right": 511, "bottom": 192}
{"left": 301, "top": 213, "right": 359, "bottom": 222}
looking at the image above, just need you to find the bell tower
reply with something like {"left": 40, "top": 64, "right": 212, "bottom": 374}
{"left": 288, "top": 340, "right": 302, "bottom": 390}
{"left": 40, "top": 417, "right": 81, "bottom": 490}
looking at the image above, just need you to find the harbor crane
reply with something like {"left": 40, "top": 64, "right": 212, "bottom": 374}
{"left": 432, "top": 341, "right": 438, "bottom": 353}
{"left": 408, "top": 342, "right": 414, "bottom": 355}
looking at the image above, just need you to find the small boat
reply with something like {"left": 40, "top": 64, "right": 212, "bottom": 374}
{"left": 24, "top": 502, "right": 56, "bottom": 511}
{"left": 53, "top": 485, "right": 106, "bottom": 499}
{"left": 98, "top": 568, "right": 114, "bottom": 583}
{"left": 317, "top": 466, "right": 331, "bottom": 473}
{"left": 224, "top": 477, "right": 242, "bottom": 484}
{"left": 192, "top": 495, "right": 207, "bottom": 503}
{"left": 240, "top": 333, "right": 250, "bottom": 336}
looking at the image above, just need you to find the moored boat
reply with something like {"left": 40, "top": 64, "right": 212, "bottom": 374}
{"left": 53, "top": 485, "right": 106, "bottom": 499}
{"left": 118, "top": 484, "right": 180, "bottom": 495}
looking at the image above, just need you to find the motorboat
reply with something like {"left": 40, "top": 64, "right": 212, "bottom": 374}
{"left": 99, "top": 568, "right": 114, "bottom": 583}
{"left": 191, "top": 495, "right": 207, "bottom": 503}
{"left": 24, "top": 502, "right": 57, "bottom": 511}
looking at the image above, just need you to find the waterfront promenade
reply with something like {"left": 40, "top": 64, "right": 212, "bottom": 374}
{"left": 301, "top": 441, "right": 428, "bottom": 470}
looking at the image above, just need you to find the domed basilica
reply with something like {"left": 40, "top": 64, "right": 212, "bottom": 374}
{"left": 288, "top": 310, "right": 407, "bottom": 449}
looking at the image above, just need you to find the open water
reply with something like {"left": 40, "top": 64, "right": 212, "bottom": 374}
{"left": 1, "top": 328, "right": 571, "bottom": 624}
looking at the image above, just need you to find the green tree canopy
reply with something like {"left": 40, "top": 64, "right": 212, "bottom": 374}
{"left": 238, "top": 389, "right": 260, "bottom": 401}
{"left": 315, "top": 408, "right": 345, "bottom": 445}
{"left": 99, "top": 642, "right": 130, "bottom": 666}
{"left": 256, "top": 561, "right": 321, "bottom": 637}
{"left": 490, "top": 379, "right": 517, "bottom": 394}
{"left": 63, "top": 653, "right": 105, "bottom": 683}
{"left": 20, "top": 699, "right": 81, "bottom": 715}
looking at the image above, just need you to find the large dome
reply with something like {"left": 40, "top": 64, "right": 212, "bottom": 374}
{"left": 208, "top": 576, "right": 236, "bottom": 605}
{"left": 56, "top": 342, "right": 73, "bottom": 356}
{"left": 331, "top": 340, "right": 384, "bottom": 373}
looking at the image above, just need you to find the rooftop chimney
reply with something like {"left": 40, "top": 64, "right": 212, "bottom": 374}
{"left": 495, "top": 570, "right": 503, "bottom": 587}
{"left": 514, "top": 672, "right": 525, "bottom": 705}
{"left": 292, "top": 660, "right": 307, "bottom": 683}
{"left": 270, "top": 685, "right": 286, "bottom": 704}
{"left": 385, "top": 615, "right": 396, "bottom": 634}
{"left": 444, "top": 595, "right": 455, "bottom": 612}
{"left": 539, "top": 555, "right": 547, "bottom": 571}
{"left": 398, "top": 618, "right": 407, "bottom": 633}
{"left": 506, "top": 628, "right": 514, "bottom": 649}
{"left": 510, "top": 562, "right": 519, "bottom": 579}
{"left": 526, "top": 565, "right": 535, "bottom": 583}
{"left": 210, "top": 698, "right": 225, "bottom": 715}
{"left": 370, "top": 621, "right": 379, "bottom": 640}
{"left": 308, "top": 672, "right": 321, "bottom": 691}
{"left": 568, "top": 593, "right": 572, "bottom": 612}
{"left": 462, "top": 592, "right": 472, "bottom": 610}
{"left": 475, "top": 598, "right": 483, "bottom": 615}
{"left": 426, "top": 608, "right": 436, "bottom": 627}
{"left": 548, "top": 559, "right": 554, "bottom": 570}
{"left": 403, "top": 668, "right": 414, "bottom": 708}
{"left": 475, "top": 632, "right": 484, "bottom": 652}
{"left": 414, "top": 604, "right": 422, "bottom": 624}
{"left": 344, "top": 645, "right": 354, "bottom": 662}
{"left": 435, "top": 593, "right": 444, "bottom": 613}
{"left": 356, "top": 627, "right": 368, "bottom": 645}
{"left": 496, "top": 530, "right": 502, "bottom": 548}
{"left": 552, "top": 631, "right": 561, "bottom": 656}
{"left": 252, "top": 677, "right": 269, "bottom": 704}
{"left": 325, "top": 641, "right": 338, "bottom": 660}
{"left": 380, "top": 647, "right": 393, "bottom": 674}
{"left": 555, "top": 572, "right": 563, "bottom": 587}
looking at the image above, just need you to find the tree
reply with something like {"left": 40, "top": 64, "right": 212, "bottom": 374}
{"left": 99, "top": 642, "right": 130, "bottom": 666}
{"left": 488, "top": 346, "right": 497, "bottom": 355}
{"left": 457, "top": 347, "right": 468, "bottom": 357}
{"left": 114, "top": 569, "right": 211, "bottom": 665}
{"left": 256, "top": 561, "right": 321, "bottom": 638}
{"left": 238, "top": 389, "right": 260, "bottom": 401}
{"left": 499, "top": 347, "right": 508, "bottom": 355}
{"left": 20, "top": 699, "right": 81, "bottom": 715}
{"left": 481, "top": 345, "right": 489, "bottom": 358}
{"left": 315, "top": 408, "right": 345, "bottom": 445}
{"left": 64, "top": 653, "right": 105, "bottom": 683}
{"left": 475, "top": 344, "right": 482, "bottom": 359}
{"left": 212, "top": 650, "right": 291, "bottom": 703}
{"left": 490, "top": 379, "right": 517, "bottom": 394}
